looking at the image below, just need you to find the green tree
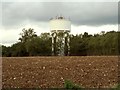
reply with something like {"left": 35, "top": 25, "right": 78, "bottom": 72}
{"left": 25, "top": 33, "right": 51, "bottom": 56}
{"left": 11, "top": 42, "right": 28, "bottom": 56}
{"left": 0, "top": 45, "right": 2, "bottom": 56}
{"left": 70, "top": 34, "right": 88, "bottom": 56}
{"left": 2, "top": 29, "right": 119, "bottom": 56}
{"left": 19, "top": 28, "right": 37, "bottom": 43}
{"left": 2, "top": 45, "right": 11, "bottom": 57}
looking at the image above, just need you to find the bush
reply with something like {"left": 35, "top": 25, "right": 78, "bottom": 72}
{"left": 64, "top": 80, "right": 82, "bottom": 89}
{"left": 111, "top": 84, "right": 120, "bottom": 90}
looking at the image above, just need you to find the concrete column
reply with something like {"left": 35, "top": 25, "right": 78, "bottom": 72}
{"left": 67, "top": 33, "right": 70, "bottom": 56}
{"left": 61, "top": 32, "right": 65, "bottom": 56}
{"left": 51, "top": 33, "right": 54, "bottom": 56}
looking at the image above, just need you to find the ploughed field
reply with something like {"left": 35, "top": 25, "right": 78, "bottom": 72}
{"left": 2, "top": 56, "right": 118, "bottom": 88}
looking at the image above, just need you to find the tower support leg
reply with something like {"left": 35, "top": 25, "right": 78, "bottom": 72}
{"left": 52, "top": 35, "right": 54, "bottom": 56}
{"left": 67, "top": 35, "right": 70, "bottom": 56}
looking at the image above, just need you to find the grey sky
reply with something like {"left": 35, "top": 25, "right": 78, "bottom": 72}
{"left": 2, "top": 2, "right": 118, "bottom": 29}
{"left": 1, "top": 1, "right": 119, "bottom": 46}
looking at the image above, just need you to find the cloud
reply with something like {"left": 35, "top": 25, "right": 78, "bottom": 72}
{"left": 2, "top": 2, "right": 118, "bottom": 29}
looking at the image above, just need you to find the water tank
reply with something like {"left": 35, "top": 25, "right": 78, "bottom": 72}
{"left": 50, "top": 17, "right": 71, "bottom": 32}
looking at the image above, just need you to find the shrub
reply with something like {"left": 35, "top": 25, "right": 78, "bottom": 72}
{"left": 64, "top": 80, "right": 82, "bottom": 89}
{"left": 116, "top": 84, "right": 120, "bottom": 89}
{"left": 111, "top": 84, "right": 120, "bottom": 90}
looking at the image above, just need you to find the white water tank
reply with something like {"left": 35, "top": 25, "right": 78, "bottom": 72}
{"left": 50, "top": 17, "right": 71, "bottom": 32}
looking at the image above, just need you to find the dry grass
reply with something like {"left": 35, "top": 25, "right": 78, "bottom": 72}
{"left": 2, "top": 56, "right": 118, "bottom": 88}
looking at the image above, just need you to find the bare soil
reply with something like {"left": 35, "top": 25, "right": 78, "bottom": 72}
{"left": 2, "top": 56, "right": 118, "bottom": 88}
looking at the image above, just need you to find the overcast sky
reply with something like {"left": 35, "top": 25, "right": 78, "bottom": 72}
{"left": 0, "top": 0, "right": 119, "bottom": 46}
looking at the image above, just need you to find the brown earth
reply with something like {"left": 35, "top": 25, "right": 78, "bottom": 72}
{"left": 2, "top": 56, "right": 119, "bottom": 88}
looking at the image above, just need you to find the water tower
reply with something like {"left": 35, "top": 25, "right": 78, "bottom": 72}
{"left": 50, "top": 16, "right": 71, "bottom": 56}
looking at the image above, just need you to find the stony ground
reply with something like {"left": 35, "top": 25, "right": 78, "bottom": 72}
{"left": 2, "top": 56, "right": 118, "bottom": 88}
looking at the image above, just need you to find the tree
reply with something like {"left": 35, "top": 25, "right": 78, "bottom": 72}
{"left": 2, "top": 45, "right": 12, "bottom": 57}
{"left": 39, "top": 33, "right": 51, "bottom": 55}
{"left": 40, "top": 33, "right": 50, "bottom": 40}
{"left": 19, "top": 28, "right": 37, "bottom": 43}
{"left": 0, "top": 45, "right": 2, "bottom": 56}
{"left": 83, "top": 32, "right": 89, "bottom": 38}
{"left": 70, "top": 34, "right": 88, "bottom": 56}
{"left": 11, "top": 42, "right": 28, "bottom": 56}
{"left": 2, "top": 29, "right": 119, "bottom": 56}
{"left": 118, "top": 32, "right": 120, "bottom": 55}
{"left": 25, "top": 33, "right": 51, "bottom": 56}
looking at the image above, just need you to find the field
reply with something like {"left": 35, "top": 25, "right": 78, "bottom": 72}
{"left": 2, "top": 56, "right": 118, "bottom": 88}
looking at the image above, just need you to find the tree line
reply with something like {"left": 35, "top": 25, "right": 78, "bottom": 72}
{"left": 1, "top": 28, "right": 120, "bottom": 56}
